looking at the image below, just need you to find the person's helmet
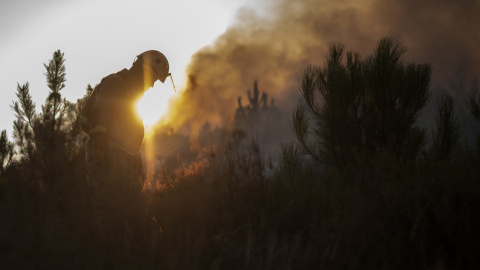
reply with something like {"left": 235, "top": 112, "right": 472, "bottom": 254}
{"left": 134, "top": 50, "right": 170, "bottom": 83}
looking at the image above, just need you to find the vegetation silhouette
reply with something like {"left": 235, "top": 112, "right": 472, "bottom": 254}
{"left": 430, "top": 95, "right": 461, "bottom": 161}
{"left": 294, "top": 38, "right": 431, "bottom": 166}
{"left": 233, "top": 80, "right": 286, "bottom": 155}
{"left": 234, "top": 80, "right": 279, "bottom": 132}
{"left": 0, "top": 38, "right": 480, "bottom": 269}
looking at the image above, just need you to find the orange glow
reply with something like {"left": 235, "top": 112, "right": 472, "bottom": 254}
{"left": 136, "top": 82, "right": 175, "bottom": 126}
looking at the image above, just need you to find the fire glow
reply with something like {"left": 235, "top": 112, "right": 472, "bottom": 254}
{"left": 137, "top": 82, "right": 176, "bottom": 126}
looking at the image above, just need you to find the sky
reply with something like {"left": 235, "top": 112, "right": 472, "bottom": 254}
{"left": 0, "top": 0, "right": 254, "bottom": 138}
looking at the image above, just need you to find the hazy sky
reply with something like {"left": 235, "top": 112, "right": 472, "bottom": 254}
{"left": 0, "top": 0, "right": 254, "bottom": 137}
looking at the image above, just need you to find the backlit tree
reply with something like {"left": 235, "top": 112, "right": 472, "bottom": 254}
{"left": 294, "top": 37, "right": 432, "bottom": 166}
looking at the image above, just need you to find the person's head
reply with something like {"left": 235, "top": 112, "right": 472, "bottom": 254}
{"left": 131, "top": 50, "right": 170, "bottom": 90}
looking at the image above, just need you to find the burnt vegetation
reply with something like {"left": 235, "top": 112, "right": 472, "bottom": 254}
{"left": 1, "top": 38, "right": 480, "bottom": 269}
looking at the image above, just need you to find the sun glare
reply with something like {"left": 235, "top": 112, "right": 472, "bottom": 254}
{"left": 137, "top": 82, "right": 175, "bottom": 126}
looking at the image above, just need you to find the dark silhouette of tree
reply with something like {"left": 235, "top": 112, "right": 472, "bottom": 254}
{"left": 469, "top": 80, "right": 480, "bottom": 152}
{"left": 438, "top": 68, "right": 480, "bottom": 149}
{"left": 471, "top": 100, "right": 480, "bottom": 121}
{"left": 233, "top": 80, "right": 286, "bottom": 154}
{"left": 78, "top": 84, "right": 94, "bottom": 108}
{"left": 9, "top": 51, "right": 74, "bottom": 184}
{"left": 470, "top": 76, "right": 480, "bottom": 123}
{"left": 2, "top": 48, "right": 93, "bottom": 270}
{"left": 69, "top": 84, "right": 94, "bottom": 148}
{"left": 0, "top": 130, "right": 14, "bottom": 174}
{"left": 294, "top": 37, "right": 432, "bottom": 166}
{"left": 44, "top": 50, "right": 69, "bottom": 149}
{"left": 430, "top": 95, "right": 461, "bottom": 161}
{"left": 11, "top": 82, "right": 37, "bottom": 162}
{"left": 234, "top": 80, "right": 279, "bottom": 133}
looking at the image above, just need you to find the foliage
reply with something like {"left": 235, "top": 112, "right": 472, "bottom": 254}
{"left": 234, "top": 80, "right": 280, "bottom": 136}
{"left": 1, "top": 45, "right": 480, "bottom": 270}
{"left": 10, "top": 82, "right": 37, "bottom": 161}
{"left": 294, "top": 37, "right": 432, "bottom": 166}
{"left": 0, "top": 130, "right": 14, "bottom": 174}
{"left": 43, "top": 50, "right": 71, "bottom": 142}
{"left": 430, "top": 95, "right": 461, "bottom": 161}
{"left": 67, "top": 84, "right": 93, "bottom": 148}
{"left": 470, "top": 81, "right": 480, "bottom": 152}
{"left": 471, "top": 97, "right": 480, "bottom": 121}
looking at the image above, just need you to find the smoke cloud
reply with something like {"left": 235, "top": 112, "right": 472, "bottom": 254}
{"left": 162, "top": 0, "right": 480, "bottom": 140}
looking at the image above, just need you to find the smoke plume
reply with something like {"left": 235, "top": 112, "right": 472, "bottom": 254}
{"left": 162, "top": 0, "right": 480, "bottom": 140}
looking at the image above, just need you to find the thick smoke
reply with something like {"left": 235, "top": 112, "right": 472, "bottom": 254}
{"left": 161, "top": 0, "right": 480, "bottom": 144}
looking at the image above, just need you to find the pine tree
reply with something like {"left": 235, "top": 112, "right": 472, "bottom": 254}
{"left": 44, "top": 50, "right": 68, "bottom": 148}
{"left": 431, "top": 95, "right": 461, "bottom": 161}
{"left": 9, "top": 51, "right": 74, "bottom": 182}
{"left": 76, "top": 84, "right": 94, "bottom": 118}
{"left": 234, "top": 80, "right": 278, "bottom": 131}
{"left": 469, "top": 80, "right": 480, "bottom": 152}
{"left": 293, "top": 37, "right": 432, "bottom": 166}
{"left": 11, "top": 82, "right": 37, "bottom": 161}
{"left": 471, "top": 81, "right": 480, "bottom": 122}
{"left": 0, "top": 130, "right": 14, "bottom": 174}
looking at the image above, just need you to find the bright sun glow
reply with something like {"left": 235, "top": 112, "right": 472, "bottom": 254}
{"left": 137, "top": 81, "right": 176, "bottom": 126}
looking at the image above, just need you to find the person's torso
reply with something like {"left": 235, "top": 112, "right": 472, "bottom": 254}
{"left": 93, "top": 69, "right": 145, "bottom": 154}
